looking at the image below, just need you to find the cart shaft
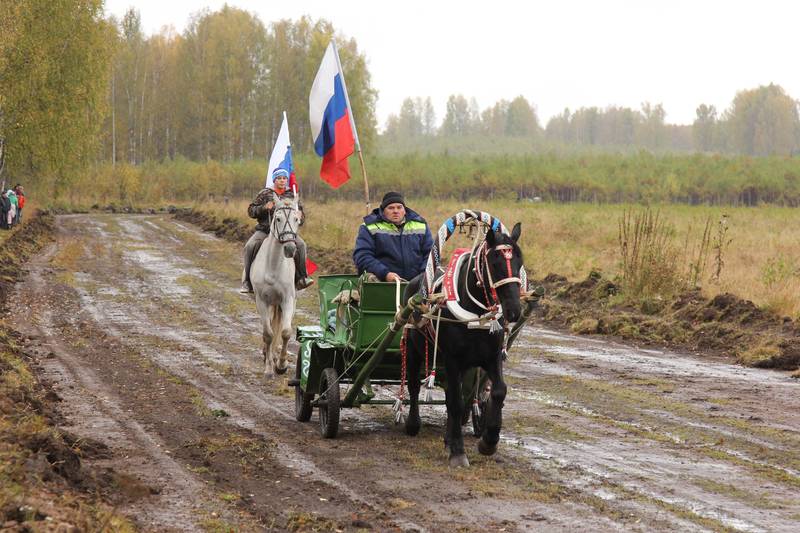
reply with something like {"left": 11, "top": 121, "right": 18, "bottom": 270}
{"left": 342, "top": 294, "right": 422, "bottom": 407}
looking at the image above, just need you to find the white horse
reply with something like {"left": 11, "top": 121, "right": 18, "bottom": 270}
{"left": 250, "top": 198, "right": 302, "bottom": 375}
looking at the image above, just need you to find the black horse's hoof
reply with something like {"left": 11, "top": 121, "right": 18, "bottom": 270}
{"left": 405, "top": 418, "right": 421, "bottom": 436}
{"left": 275, "top": 365, "right": 287, "bottom": 375}
{"left": 449, "top": 453, "right": 469, "bottom": 468}
{"left": 477, "top": 438, "right": 497, "bottom": 456}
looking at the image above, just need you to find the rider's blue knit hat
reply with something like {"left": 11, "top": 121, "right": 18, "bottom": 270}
{"left": 272, "top": 168, "right": 290, "bottom": 179}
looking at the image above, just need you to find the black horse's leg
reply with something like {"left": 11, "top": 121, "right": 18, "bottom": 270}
{"left": 405, "top": 331, "right": 423, "bottom": 436}
{"left": 478, "top": 351, "right": 507, "bottom": 456}
{"left": 445, "top": 359, "right": 469, "bottom": 467}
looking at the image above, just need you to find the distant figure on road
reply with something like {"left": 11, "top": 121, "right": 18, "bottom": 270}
{"left": 240, "top": 168, "right": 314, "bottom": 294}
{"left": 353, "top": 191, "right": 433, "bottom": 282}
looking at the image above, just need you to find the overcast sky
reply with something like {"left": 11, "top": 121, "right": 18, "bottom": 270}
{"left": 104, "top": 0, "right": 800, "bottom": 128}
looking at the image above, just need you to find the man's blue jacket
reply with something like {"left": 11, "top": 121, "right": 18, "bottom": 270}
{"left": 353, "top": 207, "right": 434, "bottom": 281}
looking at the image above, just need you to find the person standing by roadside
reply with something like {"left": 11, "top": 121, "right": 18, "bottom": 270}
{"left": 0, "top": 191, "right": 10, "bottom": 230}
{"left": 6, "top": 189, "right": 16, "bottom": 227}
{"left": 14, "top": 185, "right": 25, "bottom": 224}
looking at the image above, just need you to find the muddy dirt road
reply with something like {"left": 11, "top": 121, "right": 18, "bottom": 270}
{"left": 11, "top": 214, "right": 800, "bottom": 532}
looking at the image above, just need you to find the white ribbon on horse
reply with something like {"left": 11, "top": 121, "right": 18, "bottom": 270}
{"left": 423, "top": 306, "right": 442, "bottom": 402}
{"left": 393, "top": 397, "right": 405, "bottom": 424}
{"left": 423, "top": 370, "right": 436, "bottom": 402}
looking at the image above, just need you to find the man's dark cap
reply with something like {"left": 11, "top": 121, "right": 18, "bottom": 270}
{"left": 380, "top": 191, "right": 405, "bottom": 210}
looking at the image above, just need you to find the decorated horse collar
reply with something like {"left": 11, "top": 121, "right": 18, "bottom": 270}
{"left": 423, "top": 209, "right": 527, "bottom": 299}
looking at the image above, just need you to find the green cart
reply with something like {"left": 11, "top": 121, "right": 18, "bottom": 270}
{"left": 290, "top": 273, "right": 539, "bottom": 438}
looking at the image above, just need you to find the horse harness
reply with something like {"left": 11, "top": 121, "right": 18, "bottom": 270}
{"left": 396, "top": 240, "right": 520, "bottom": 419}
{"left": 470, "top": 241, "right": 522, "bottom": 313}
{"left": 271, "top": 204, "right": 298, "bottom": 244}
{"left": 404, "top": 240, "right": 522, "bottom": 370}
{"left": 419, "top": 241, "right": 521, "bottom": 329}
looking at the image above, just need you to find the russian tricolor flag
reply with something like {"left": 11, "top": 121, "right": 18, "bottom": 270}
{"left": 309, "top": 42, "right": 356, "bottom": 189}
{"left": 266, "top": 112, "right": 297, "bottom": 191}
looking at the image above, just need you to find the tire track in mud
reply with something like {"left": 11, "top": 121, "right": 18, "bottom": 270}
{"left": 13, "top": 213, "right": 800, "bottom": 532}
{"left": 499, "top": 330, "right": 800, "bottom": 532}
{"left": 13, "top": 245, "right": 244, "bottom": 532}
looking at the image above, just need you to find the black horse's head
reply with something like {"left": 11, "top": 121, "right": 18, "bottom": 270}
{"left": 484, "top": 222, "right": 523, "bottom": 323}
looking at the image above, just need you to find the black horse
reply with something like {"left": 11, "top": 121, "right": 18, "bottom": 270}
{"left": 403, "top": 223, "right": 523, "bottom": 467}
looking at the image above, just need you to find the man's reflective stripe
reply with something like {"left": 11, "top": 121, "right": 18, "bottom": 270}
{"left": 364, "top": 220, "right": 427, "bottom": 235}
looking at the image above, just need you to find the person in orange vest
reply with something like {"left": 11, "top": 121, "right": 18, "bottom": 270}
{"left": 14, "top": 185, "right": 25, "bottom": 224}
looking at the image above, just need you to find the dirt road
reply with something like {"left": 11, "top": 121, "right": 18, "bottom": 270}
{"left": 11, "top": 214, "right": 800, "bottom": 532}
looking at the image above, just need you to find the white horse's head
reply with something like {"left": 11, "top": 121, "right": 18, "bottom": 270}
{"left": 271, "top": 199, "right": 301, "bottom": 258}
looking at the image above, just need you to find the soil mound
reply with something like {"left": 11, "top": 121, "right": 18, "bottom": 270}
{"left": 539, "top": 272, "right": 800, "bottom": 371}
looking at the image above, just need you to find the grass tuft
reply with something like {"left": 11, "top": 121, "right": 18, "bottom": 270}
{"left": 737, "top": 343, "right": 782, "bottom": 367}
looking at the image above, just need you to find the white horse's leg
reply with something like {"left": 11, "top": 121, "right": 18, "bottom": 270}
{"left": 268, "top": 307, "right": 282, "bottom": 375}
{"left": 275, "top": 296, "right": 295, "bottom": 374}
{"left": 257, "top": 299, "right": 276, "bottom": 376}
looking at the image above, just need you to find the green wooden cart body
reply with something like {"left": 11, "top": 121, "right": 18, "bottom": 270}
{"left": 295, "top": 274, "right": 428, "bottom": 405}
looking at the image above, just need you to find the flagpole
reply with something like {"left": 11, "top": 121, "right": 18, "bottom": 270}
{"left": 331, "top": 40, "right": 371, "bottom": 214}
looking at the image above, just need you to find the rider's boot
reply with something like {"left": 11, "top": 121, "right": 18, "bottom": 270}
{"left": 295, "top": 277, "right": 315, "bottom": 291}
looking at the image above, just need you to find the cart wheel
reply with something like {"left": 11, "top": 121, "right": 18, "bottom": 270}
{"left": 318, "top": 367, "right": 340, "bottom": 438}
{"left": 294, "top": 358, "right": 313, "bottom": 422}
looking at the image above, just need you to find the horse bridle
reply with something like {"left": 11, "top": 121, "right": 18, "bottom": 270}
{"left": 271, "top": 204, "right": 298, "bottom": 244}
{"left": 471, "top": 241, "right": 522, "bottom": 309}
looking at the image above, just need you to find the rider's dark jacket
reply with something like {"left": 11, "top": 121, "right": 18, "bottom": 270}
{"left": 353, "top": 207, "right": 433, "bottom": 281}
{"left": 248, "top": 188, "right": 304, "bottom": 233}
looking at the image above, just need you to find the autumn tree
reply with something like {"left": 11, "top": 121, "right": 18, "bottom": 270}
{"left": 0, "top": 0, "right": 115, "bottom": 193}
{"left": 99, "top": 12, "right": 377, "bottom": 163}
{"left": 693, "top": 104, "right": 717, "bottom": 152}
{"left": 724, "top": 84, "right": 799, "bottom": 156}
{"left": 637, "top": 102, "right": 667, "bottom": 149}
{"left": 384, "top": 97, "right": 437, "bottom": 140}
{"left": 505, "top": 95, "right": 540, "bottom": 136}
{"left": 177, "top": 6, "right": 268, "bottom": 161}
{"left": 481, "top": 100, "right": 509, "bottom": 136}
{"left": 441, "top": 94, "right": 477, "bottom": 136}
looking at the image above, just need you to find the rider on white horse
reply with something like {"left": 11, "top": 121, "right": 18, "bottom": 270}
{"left": 240, "top": 168, "right": 314, "bottom": 294}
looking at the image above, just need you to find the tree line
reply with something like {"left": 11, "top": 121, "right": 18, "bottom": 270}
{"left": 2, "top": 0, "right": 800, "bottom": 205}
{"left": 104, "top": 7, "right": 376, "bottom": 165}
{"left": 56, "top": 151, "right": 800, "bottom": 209}
{"left": 382, "top": 85, "right": 800, "bottom": 157}
{"left": 0, "top": 1, "right": 376, "bottom": 193}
